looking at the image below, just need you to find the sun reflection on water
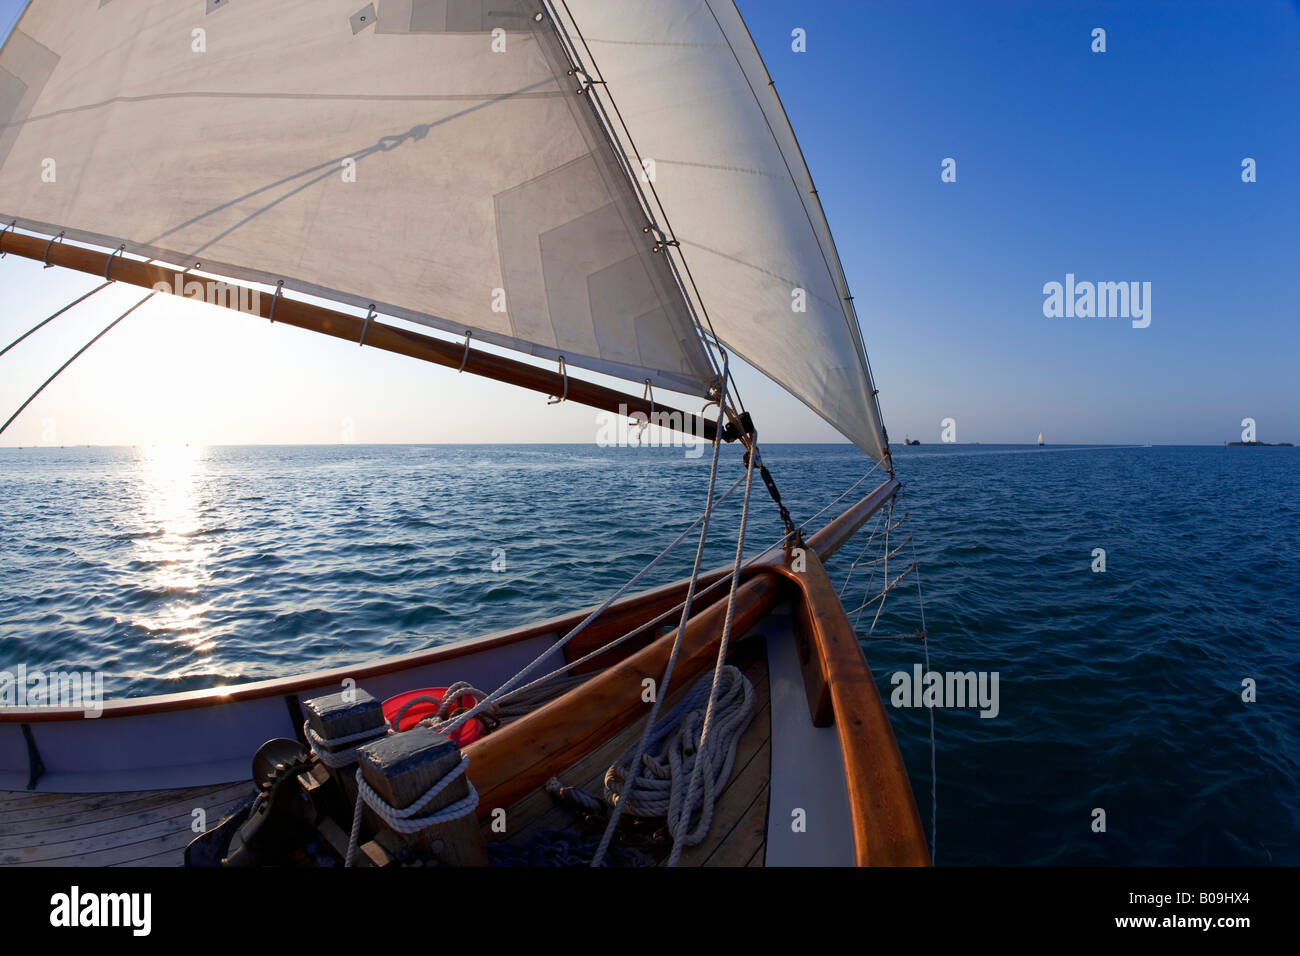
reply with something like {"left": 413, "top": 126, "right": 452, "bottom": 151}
{"left": 130, "top": 444, "right": 217, "bottom": 655}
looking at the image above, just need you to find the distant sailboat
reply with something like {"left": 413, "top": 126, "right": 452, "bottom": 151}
{"left": 1037, "top": 432, "right": 1045, "bottom": 447}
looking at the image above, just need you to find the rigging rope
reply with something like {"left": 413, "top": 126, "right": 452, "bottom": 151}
{"left": 434, "top": 471, "right": 746, "bottom": 740}
{"left": 541, "top": 1, "right": 742, "bottom": 413}
{"left": 909, "top": 534, "right": 937, "bottom": 864}
{"left": 754, "top": 447, "right": 799, "bottom": 545}
{"left": 798, "top": 461, "right": 883, "bottom": 539}
{"left": 666, "top": 439, "right": 759, "bottom": 866}
{"left": 866, "top": 499, "right": 897, "bottom": 635}
{"left": 0, "top": 291, "right": 155, "bottom": 437}
{"left": 838, "top": 508, "right": 890, "bottom": 599}
{"left": 590, "top": 353, "right": 731, "bottom": 864}
{"left": 0, "top": 281, "right": 113, "bottom": 360}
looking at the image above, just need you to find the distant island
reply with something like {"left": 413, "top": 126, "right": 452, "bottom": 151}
{"left": 1226, "top": 440, "right": 1294, "bottom": 447}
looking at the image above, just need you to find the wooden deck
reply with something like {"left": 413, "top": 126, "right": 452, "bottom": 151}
{"left": 486, "top": 636, "right": 771, "bottom": 866}
{"left": 0, "top": 781, "right": 251, "bottom": 867}
{"left": 1, "top": 640, "right": 772, "bottom": 868}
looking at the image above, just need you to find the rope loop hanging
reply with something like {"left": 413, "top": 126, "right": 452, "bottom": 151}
{"left": 640, "top": 379, "right": 655, "bottom": 443}
{"left": 268, "top": 280, "right": 284, "bottom": 324}
{"left": 457, "top": 330, "right": 473, "bottom": 373}
{"left": 358, "top": 304, "right": 376, "bottom": 347}
{"left": 547, "top": 356, "right": 568, "bottom": 404}
{"left": 104, "top": 245, "right": 125, "bottom": 282}
{"left": 302, "top": 721, "right": 388, "bottom": 770}
{"left": 42, "top": 231, "right": 64, "bottom": 268}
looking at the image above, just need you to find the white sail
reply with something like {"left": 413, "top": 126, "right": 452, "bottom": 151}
{"left": 0, "top": 0, "right": 715, "bottom": 395}
{"left": 0, "top": 0, "right": 890, "bottom": 462}
{"left": 554, "top": 0, "right": 889, "bottom": 462}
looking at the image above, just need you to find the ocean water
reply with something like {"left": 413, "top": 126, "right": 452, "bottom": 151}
{"left": 1, "top": 442, "right": 1296, "bottom": 865}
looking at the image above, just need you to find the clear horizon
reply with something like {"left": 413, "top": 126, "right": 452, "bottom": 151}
{"left": 1, "top": 1, "right": 1296, "bottom": 449}
{"left": 0, "top": 440, "right": 1289, "bottom": 450}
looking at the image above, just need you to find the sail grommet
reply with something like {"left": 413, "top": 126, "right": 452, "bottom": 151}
{"left": 457, "top": 330, "right": 473, "bottom": 373}
{"left": 42, "top": 232, "right": 64, "bottom": 268}
{"left": 359, "top": 304, "right": 376, "bottom": 347}
{"left": 547, "top": 356, "right": 568, "bottom": 404}
{"left": 0, "top": 221, "right": 14, "bottom": 258}
{"left": 104, "top": 245, "right": 125, "bottom": 282}
{"left": 268, "top": 280, "right": 284, "bottom": 324}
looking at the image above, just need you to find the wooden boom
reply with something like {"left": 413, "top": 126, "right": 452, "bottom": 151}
{"left": 0, "top": 230, "right": 720, "bottom": 443}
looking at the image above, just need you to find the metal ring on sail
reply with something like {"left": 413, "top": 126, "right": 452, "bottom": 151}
{"left": 42, "top": 232, "right": 64, "bottom": 268}
{"left": 547, "top": 356, "right": 568, "bottom": 405}
{"left": 0, "top": 221, "right": 14, "bottom": 258}
{"left": 268, "top": 280, "right": 284, "bottom": 324}
{"left": 103, "top": 245, "right": 125, "bottom": 282}
{"left": 458, "top": 331, "right": 473, "bottom": 374}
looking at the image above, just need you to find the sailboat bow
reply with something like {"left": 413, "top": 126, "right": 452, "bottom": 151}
{"left": 0, "top": 0, "right": 928, "bottom": 867}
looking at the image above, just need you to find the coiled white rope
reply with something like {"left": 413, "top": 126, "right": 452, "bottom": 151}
{"left": 602, "top": 665, "right": 754, "bottom": 837}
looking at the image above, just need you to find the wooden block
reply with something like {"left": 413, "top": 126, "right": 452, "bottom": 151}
{"left": 356, "top": 727, "right": 488, "bottom": 867}
{"left": 303, "top": 689, "right": 387, "bottom": 750}
{"left": 359, "top": 841, "right": 390, "bottom": 867}
{"left": 303, "top": 688, "right": 387, "bottom": 806}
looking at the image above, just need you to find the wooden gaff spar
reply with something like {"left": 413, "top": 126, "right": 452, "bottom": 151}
{"left": 0, "top": 0, "right": 928, "bottom": 868}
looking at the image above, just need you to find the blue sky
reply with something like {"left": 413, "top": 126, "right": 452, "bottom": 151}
{"left": 1, "top": 0, "right": 1296, "bottom": 447}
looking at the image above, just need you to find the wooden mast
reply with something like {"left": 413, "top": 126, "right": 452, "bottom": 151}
{"left": 0, "top": 231, "right": 720, "bottom": 444}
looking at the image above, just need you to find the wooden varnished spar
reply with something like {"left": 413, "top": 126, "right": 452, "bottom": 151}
{"left": 0, "top": 231, "right": 720, "bottom": 444}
